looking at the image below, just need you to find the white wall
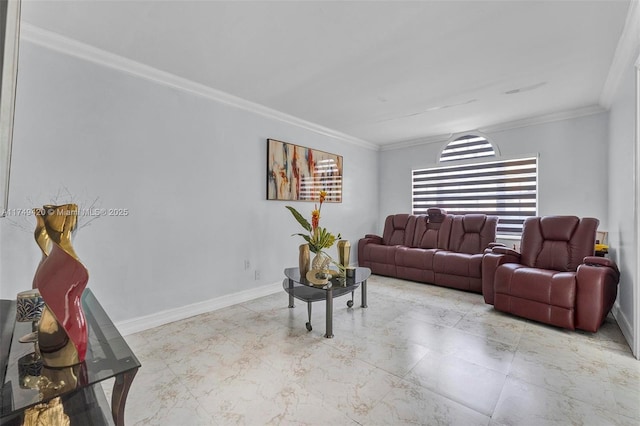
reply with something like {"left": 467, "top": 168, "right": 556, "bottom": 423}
{"left": 0, "top": 41, "right": 379, "bottom": 326}
{"left": 607, "top": 62, "right": 637, "bottom": 355}
{"left": 378, "top": 112, "right": 610, "bottom": 232}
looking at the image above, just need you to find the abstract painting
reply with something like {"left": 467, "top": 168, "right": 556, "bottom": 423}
{"left": 267, "top": 139, "right": 342, "bottom": 202}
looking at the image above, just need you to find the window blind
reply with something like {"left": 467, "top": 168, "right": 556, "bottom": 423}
{"left": 412, "top": 156, "right": 537, "bottom": 235}
{"left": 439, "top": 135, "right": 495, "bottom": 162}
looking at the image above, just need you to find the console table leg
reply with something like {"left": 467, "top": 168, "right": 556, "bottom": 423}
{"left": 325, "top": 287, "right": 334, "bottom": 338}
{"left": 112, "top": 368, "right": 138, "bottom": 426}
{"left": 288, "top": 278, "right": 295, "bottom": 308}
{"left": 361, "top": 279, "right": 368, "bottom": 308}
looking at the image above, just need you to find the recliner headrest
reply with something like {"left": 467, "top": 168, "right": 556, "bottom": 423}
{"left": 391, "top": 214, "right": 411, "bottom": 229}
{"left": 427, "top": 208, "right": 446, "bottom": 223}
{"left": 539, "top": 216, "right": 579, "bottom": 241}
{"left": 462, "top": 215, "right": 486, "bottom": 233}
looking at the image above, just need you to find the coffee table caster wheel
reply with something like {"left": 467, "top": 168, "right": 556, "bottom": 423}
{"left": 347, "top": 300, "right": 354, "bottom": 308}
{"left": 305, "top": 322, "right": 312, "bottom": 332}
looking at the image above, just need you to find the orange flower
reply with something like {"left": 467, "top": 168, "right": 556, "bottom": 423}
{"left": 319, "top": 190, "right": 327, "bottom": 204}
{"left": 311, "top": 208, "right": 320, "bottom": 230}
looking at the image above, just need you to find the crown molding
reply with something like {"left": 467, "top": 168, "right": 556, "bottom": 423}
{"left": 19, "top": 23, "right": 379, "bottom": 151}
{"left": 600, "top": 0, "right": 640, "bottom": 108}
{"left": 381, "top": 104, "right": 606, "bottom": 152}
{"left": 379, "top": 133, "right": 452, "bottom": 152}
{"left": 479, "top": 105, "right": 606, "bottom": 134}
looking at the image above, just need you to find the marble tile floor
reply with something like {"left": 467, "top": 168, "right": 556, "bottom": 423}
{"left": 112, "top": 275, "right": 640, "bottom": 425}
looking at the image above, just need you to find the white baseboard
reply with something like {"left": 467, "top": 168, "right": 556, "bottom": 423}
{"left": 115, "top": 282, "right": 282, "bottom": 336}
{"left": 611, "top": 302, "right": 636, "bottom": 358}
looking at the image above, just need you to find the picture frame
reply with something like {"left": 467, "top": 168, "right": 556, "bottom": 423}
{"left": 596, "top": 231, "right": 608, "bottom": 245}
{"left": 266, "top": 139, "right": 342, "bottom": 202}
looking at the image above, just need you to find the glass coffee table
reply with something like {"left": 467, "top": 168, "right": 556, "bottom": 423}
{"left": 1, "top": 289, "right": 140, "bottom": 426}
{"left": 283, "top": 267, "right": 371, "bottom": 338}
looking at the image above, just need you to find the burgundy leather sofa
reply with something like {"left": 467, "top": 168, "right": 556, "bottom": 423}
{"left": 358, "top": 209, "right": 498, "bottom": 293}
{"left": 482, "top": 216, "right": 620, "bottom": 332}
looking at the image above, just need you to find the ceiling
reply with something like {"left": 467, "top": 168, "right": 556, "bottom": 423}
{"left": 20, "top": 1, "right": 631, "bottom": 146}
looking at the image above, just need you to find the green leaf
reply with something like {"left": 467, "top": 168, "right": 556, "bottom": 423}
{"left": 285, "top": 206, "right": 311, "bottom": 232}
{"left": 291, "top": 232, "right": 310, "bottom": 241}
{"left": 312, "top": 227, "right": 338, "bottom": 249}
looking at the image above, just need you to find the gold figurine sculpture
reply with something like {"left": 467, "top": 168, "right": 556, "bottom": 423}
{"left": 33, "top": 204, "right": 89, "bottom": 368}
{"left": 22, "top": 397, "right": 70, "bottom": 426}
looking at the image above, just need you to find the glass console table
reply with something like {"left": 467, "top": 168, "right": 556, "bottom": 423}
{"left": 283, "top": 267, "right": 371, "bottom": 338}
{"left": 0, "top": 289, "right": 140, "bottom": 426}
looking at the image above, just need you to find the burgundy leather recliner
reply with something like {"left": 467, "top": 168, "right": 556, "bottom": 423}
{"left": 358, "top": 214, "right": 417, "bottom": 277}
{"left": 432, "top": 214, "right": 498, "bottom": 292}
{"left": 395, "top": 208, "right": 449, "bottom": 284}
{"left": 482, "top": 216, "right": 620, "bottom": 332}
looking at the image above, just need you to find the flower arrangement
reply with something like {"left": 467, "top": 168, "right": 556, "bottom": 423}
{"left": 286, "top": 191, "right": 341, "bottom": 254}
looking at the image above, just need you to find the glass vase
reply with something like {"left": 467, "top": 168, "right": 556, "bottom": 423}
{"left": 312, "top": 251, "right": 331, "bottom": 270}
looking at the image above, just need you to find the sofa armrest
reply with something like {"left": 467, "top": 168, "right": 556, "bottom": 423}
{"left": 364, "top": 234, "right": 383, "bottom": 243}
{"left": 358, "top": 235, "right": 384, "bottom": 267}
{"left": 484, "top": 242, "right": 506, "bottom": 254}
{"left": 487, "top": 242, "right": 506, "bottom": 248}
{"left": 481, "top": 249, "right": 522, "bottom": 305}
{"left": 575, "top": 259, "right": 620, "bottom": 332}
{"left": 583, "top": 256, "right": 619, "bottom": 271}
{"left": 492, "top": 246, "right": 521, "bottom": 258}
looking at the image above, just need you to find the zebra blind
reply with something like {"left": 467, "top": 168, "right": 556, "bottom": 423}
{"left": 439, "top": 135, "right": 495, "bottom": 162}
{"left": 412, "top": 156, "right": 538, "bottom": 235}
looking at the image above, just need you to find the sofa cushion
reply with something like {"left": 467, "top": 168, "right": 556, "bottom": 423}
{"left": 364, "top": 244, "right": 398, "bottom": 265}
{"left": 382, "top": 214, "right": 417, "bottom": 247}
{"left": 520, "top": 216, "right": 598, "bottom": 271}
{"left": 494, "top": 264, "right": 576, "bottom": 309}
{"left": 433, "top": 251, "right": 483, "bottom": 278}
{"left": 493, "top": 264, "right": 577, "bottom": 329}
{"left": 361, "top": 244, "right": 398, "bottom": 277}
{"left": 396, "top": 247, "right": 438, "bottom": 282}
{"left": 444, "top": 215, "right": 498, "bottom": 255}
{"left": 396, "top": 246, "right": 439, "bottom": 269}
{"left": 396, "top": 246, "right": 437, "bottom": 283}
{"left": 413, "top": 208, "right": 448, "bottom": 249}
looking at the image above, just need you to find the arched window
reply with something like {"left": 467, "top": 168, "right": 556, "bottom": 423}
{"left": 439, "top": 134, "right": 495, "bottom": 162}
{"left": 412, "top": 134, "right": 537, "bottom": 236}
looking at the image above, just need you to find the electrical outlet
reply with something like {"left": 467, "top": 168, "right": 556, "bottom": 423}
{"left": 244, "top": 260, "right": 250, "bottom": 270}
{"left": 254, "top": 270, "right": 260, "bottom": 280}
